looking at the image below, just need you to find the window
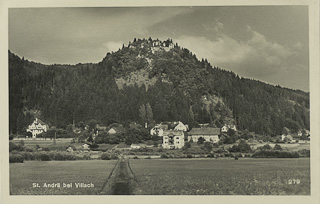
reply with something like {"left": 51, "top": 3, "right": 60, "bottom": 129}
{"left": 176, "top": 137, "right": 179, "bottom": 139}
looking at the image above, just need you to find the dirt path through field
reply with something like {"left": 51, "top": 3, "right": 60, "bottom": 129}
{"left": 112, "top": 157, "right": 132, "bottom": 195}
{"left": 100, "top": 156, "right": 136, "bottom": 195}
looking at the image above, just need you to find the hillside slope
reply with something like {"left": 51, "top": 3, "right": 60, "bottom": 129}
{"left": 9, "top": 38, "right": 309, "bottom": 136}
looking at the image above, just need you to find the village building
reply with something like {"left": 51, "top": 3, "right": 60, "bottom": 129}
{"left": 281, "top": 134, "right": 294, "bottom": 142}
{"left": 130, "top": 144, "right": 141, "bottom": 149}
{"left": 66, "top": 145, "right": 76, "bottom": 152}
{"left": 162, "top": 130, "right": 185, "bottom": 149}
{"left": 95, "top": 124, "right": 107, "bottom": 136}
{"left": 188, "top": 128, "right": 221, "bottom": 143}
{"left": 82, "top": 143, "right": 90, "bottom": 150}
{"left": 96, "top": 124, "right": 107, "bottom": 131}
{"left": 173, "top": 121, "right": 188, "bottom": 132}
{"left": 221, "top": 124, "right": 237, "bottom": 133}
{"left": 26, "top": 118, "right": 48, "bottom": 139}
{"left": 150, "top": 126, "right": 164, "bottom": 136}
{"left": 198, "top": 123, "right": 210, "bottom": 128}
{"left": 108, "top": 128, "right": 117, "bottom": 135}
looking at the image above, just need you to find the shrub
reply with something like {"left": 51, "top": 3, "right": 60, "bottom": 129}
{"left": 206, "top": 153, "right": 215, "bottom": 158}
{"left": 157, "top": 148, "right": 164, "bottom": 152}
{"left": 234, "top": 156, "right": 239, "bottom": 160}
{"left": 203, "top": 142, "right": 213, "bottom": 152}
{"left": 197, "top": 137, "right": 205, "bottom": 145}
{"left": 160, "top": 154, "right": 169, "bottom": 159}
{"left": 101, "top": 153, "right": 111, "bottom": 160}
{"left": 257, "top": 144, "right": 272, "bottom": 151}
{"left": 90, "top": 143, "right": 99, "bottom": 149}
{"left": 39, "top": 153, "right": 51, "bottom": 161}
{"left": 145, "top": 156, "right": 151, "bottom": 159}
{"left": 22, "top": 152, "right": 37, "bottom": 160}
{"left": 298, "top": 149, "right": 310, "bottom": 157}
{"left": 25, "top": 147, "right": 34, "bottom": 152}
{"left": 82, "top": 154, "right": 91, "bottom": 160}
{"left": 184, "top": 142, "right": 191, "bottom": 149}
{"left": 110, "top": 153, "right": 119, "bottom": 160}
{"left": 273, "top": 144, "right": 283, "bottom": 151}
{"left": 9, "top": 142, "right": 24, "bottom": 152}
{"left": 19, "top": 140, "right": 25, "bottom": 146}
{"left": 186, "top": 154, "right": 193, "bottom": 158}
{"left": 65, "top": 154, "right": 77, "bottom": 160}
{"left": 9, "top": 154, "right": 24, "bottom": 163}
{"left": 214, "top": 149, "right": 224, "bottom": 153}
{"left": 133, "top": 156, "right": 139, "bottom": 159}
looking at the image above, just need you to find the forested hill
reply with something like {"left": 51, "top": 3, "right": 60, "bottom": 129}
{"left": 9, "top": 37, "right": 310, "bottom": 136}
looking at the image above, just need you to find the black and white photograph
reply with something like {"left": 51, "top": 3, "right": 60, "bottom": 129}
{"left": 1, "top": 0, "right": 319, "bottom": 203}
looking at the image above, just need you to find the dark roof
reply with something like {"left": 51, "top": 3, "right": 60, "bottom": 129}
{"left": 189, "top": 128, "right": 221, "bottom": 135}
{"left": 163, "top": 130, "right": 184, "bottom": 136}
{"left": 35, "top": 118, "right": 47, "bottom": 126}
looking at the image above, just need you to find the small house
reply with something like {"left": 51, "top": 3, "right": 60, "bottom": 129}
{"left": 96, "top": 124, "right": 107, "bottom": 131}
{"left": 282, "top": 134, "right": 294, "bottom": 142}
{"left": 221, "top": 124, "right": 237, "bottom": 133}
{"left": 162, "top": 130, "right": 185, "bottom": 149}
{"left": 173, "top": 121, "right": 188, "bottom": 132}
{"left": 188, "top": 128, "right": 221, "bottom": 143}
{"left": 26, "top": 118, "right": 48, "bottom": 139}
{"left": 150, "top": 126, "right": 164, "bottom": 136}
{"left": 82, "top": 143, "right": 90, "bottom": 150}
{"left": 66, "top": 145, "right": 76, "bottom": 152}
{"left": 130, "top": 144, "right": 141, "bottom": 149}
{"left": 108, "top": 128, "right": 117, "bottom": 135}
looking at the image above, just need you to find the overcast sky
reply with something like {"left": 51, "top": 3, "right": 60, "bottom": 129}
{"left": 9, "top": 6, "right": 309, "bottom": 91}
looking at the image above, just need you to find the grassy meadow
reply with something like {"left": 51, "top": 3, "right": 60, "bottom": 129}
{"left": 10, "top": 160, "right": 117, "bottom": 195}
{"left": 130, "top": 158, "right": 310, "bottom": 195}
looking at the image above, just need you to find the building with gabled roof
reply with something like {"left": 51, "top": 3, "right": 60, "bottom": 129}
{"left": 26, "top": 118, "right": 48, "bottom": 139}
{"left": 173, "top": 121, "right": 188, "bottom": 132}
{"left": 188, "top": 128, "right": 221, "bottom": 143}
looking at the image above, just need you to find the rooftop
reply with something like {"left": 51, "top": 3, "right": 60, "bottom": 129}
{"left": 189, "top": 128, "right": 221, "bottom": 135}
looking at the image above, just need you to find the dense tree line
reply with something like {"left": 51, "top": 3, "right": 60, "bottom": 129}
{"left": 9, "top": 38, "right": 309, "bottom": 136}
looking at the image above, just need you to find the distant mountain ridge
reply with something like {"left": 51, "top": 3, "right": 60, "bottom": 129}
{"left": 9, "top": 37, "right": 309, "bottom": 136}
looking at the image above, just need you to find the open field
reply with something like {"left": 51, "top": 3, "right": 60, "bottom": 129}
{"left": 10, "top": 160, "right": 117, "bottom": 195}
{"left": 130, "top": 158, "right": 310, "bottom": 195}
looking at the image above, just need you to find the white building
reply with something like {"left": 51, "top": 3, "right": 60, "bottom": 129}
{"left": 150, "top": 126, "right": 164, "bottom": 136}
{"left": 26, "top": 118, "right": 48, "bottom": 139}
{"left": 108, "top": 128, "right": 117, "bottom": 135}
{"left": 221, "top": 124, "right": 237, "bottom": 133}
{"left": 162, "top": 130, "right": 185, "bottom": 149}
{"left": 174, "top": 121, "right": 188, "bottom": 132}
{"left": 188, "top": 128, "right": 220, "bottom": 143}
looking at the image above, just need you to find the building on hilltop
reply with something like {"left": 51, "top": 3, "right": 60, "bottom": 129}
{"left": 162, "top": 130, "right": 185, "bottom": 149}
{"left": 26, "top": 118, "right": 48, "bottom": 139}
{"left": 188, "top": 128, "right": 220, "bottom": 143}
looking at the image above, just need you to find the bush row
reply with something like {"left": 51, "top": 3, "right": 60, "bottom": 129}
{"left": 100, "top": 153, "right": 119, "bottom": 160}
{"left": 10, "top": 152, "right": 87, "bottom": 162}
{"left": 252, "top": 150, "right": 300, "bottom": 158}
{"left": 9, "top": 154, "right": 24, "bottom": 163}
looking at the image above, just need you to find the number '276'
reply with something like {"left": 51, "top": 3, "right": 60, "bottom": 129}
{"left": 288, "top": 179, "right": 300, "bottom": 184}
